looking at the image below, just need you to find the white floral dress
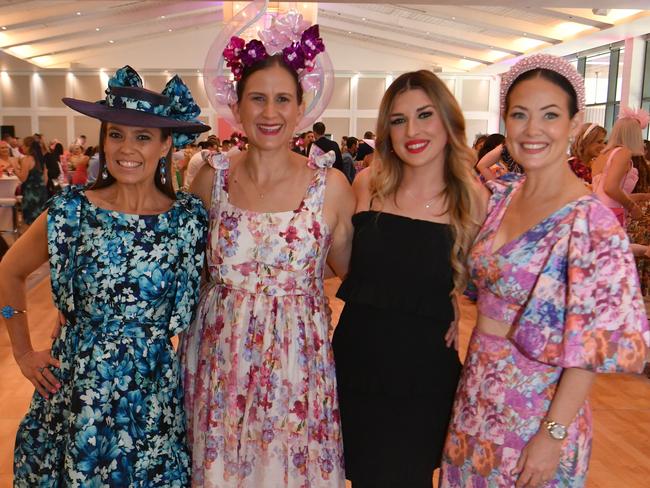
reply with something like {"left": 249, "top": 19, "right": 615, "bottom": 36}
{"left": 180, "top": 153, "right": 345, "bottom": 487}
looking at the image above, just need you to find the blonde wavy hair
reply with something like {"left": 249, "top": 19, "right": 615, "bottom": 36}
{"left": 605, "top": 117, "right": 645, "bottom": 156}
{"left": 369, "top": 70, "right": 481, "bottom": 294}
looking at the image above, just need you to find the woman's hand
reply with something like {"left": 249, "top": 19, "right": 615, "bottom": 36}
{"left": 15, "top": 349, "right": 61, "bottom": 399}
{"left": 445, "top": 293, "right": 460, "bottom": 350}
{"left": 513, "top": 430, "right": 562, "bottom": 487}
{"left": 444, "top": 320, "right": 459, "bottom": 349}
{"left": 629, "top": 203, "right": 643, "bottom": 220}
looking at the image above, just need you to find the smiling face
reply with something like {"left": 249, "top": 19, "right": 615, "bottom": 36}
{"left": 102, "top": 123, "right": 171, "bottom": 186}
{"left": 584, "top": 130, "right": 606, "bottom": 162}
{"left": 388, "top": 88, "right": 448, "bottom": 169}
{"left": 0, "top": 141, "right": 10, "bottom": 159}
{"left": 505, "top": 76, "right": 581, "bottom": 172}
{"left": 232, "top": 64, "right": 304, "bottom": 152}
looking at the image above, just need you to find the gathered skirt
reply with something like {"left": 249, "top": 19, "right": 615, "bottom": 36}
{"left": 440, "top": 329, "right": 592, "bottom": 487}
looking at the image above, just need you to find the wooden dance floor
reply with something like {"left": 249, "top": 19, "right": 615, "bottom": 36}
{"left": 0, "top": 275, "right": 648, "bottom": 487}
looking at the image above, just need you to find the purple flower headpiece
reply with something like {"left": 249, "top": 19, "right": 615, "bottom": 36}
{"left": 217, "top": 12, "right": 326, "bottom": 105}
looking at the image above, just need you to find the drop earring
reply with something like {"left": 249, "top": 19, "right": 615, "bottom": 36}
{"left": 102, "top": 166, "right": 109, "bottom": 179}
{"left": 159, "top": 157, "right": 167, "bottom": 185}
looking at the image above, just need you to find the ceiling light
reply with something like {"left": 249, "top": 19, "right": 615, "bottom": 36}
{"left": 109, "top": 40, "right": 115, "bottom": 44}
{"left": 168, "top": 28, "right": 173, "bottom": 32}
{"left": 362, "top": 17, "right": 366, "bottom": 21}
{"left": 523, "top": 33, "right": 528, "bottom": 36}
{"left": 451, "top": 16, "right": 456, "bottom": 20}
{"left": 95, "top": 27, "right": 100, "bottom": 31}
{"left": 76, "top": 12, "right": 81, "bottom": 16}
{"left": 161, "top": 15, "right": 166, "bottom": 19}
{"left": 1, "top": 27, "right": 7, "bottom": 30}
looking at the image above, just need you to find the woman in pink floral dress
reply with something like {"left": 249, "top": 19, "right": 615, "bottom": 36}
{"left": 180, "top": 21, "right": 354, "bottom": 488}
{"left": 440, "top": 54, "right": 649, "bottom": 487}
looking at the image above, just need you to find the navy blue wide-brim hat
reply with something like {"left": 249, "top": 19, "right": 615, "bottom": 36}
{"left": 62, "top": 66, "right": 210, "bottom": 145}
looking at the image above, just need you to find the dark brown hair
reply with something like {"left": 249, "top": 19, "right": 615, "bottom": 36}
{"left": 91, "top": 122, "right": 175, "bottom": 199}
{"left": 236, "top": 54, "right": 303, "bottom": 105}
{"left": 505, "top": 68, "right": 579, "bottom": 117}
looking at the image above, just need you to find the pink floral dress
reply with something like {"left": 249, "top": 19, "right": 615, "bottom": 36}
{"left": 440, "top": 174, "right": 649, "bottom": 487}
{"left": 180, "top": 153, "right": 345, "bottom": 487}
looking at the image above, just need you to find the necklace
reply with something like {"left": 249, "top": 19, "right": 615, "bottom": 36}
{"left": 404, "top": 187, "right": 439, "bottom": 209}
{"left": 234, "top": 165, "right": 271, "bottom": 199}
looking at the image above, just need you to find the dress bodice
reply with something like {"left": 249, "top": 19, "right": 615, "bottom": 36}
{"left": 205, "top": 154, "right": 332, "bottom": 297}
{"left": 337, "top": 210, "right": 454, "bottom": 320}
{"left": 48, "top": 187, "right": 207, "bottom": 338}
{"left": 466, "top": 174, "right": 648, "bottom": 372}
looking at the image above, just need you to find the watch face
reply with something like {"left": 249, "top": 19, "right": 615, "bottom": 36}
{"left": 550, "top": 424, "right": 567, "bottom": 439}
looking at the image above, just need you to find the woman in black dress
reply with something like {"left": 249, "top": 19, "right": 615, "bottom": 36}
{"left": 332, "top": 70, "right": 487, "bottom": 487}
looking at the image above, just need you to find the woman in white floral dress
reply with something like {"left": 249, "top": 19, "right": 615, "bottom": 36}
{"left": 180, "top": 32, "right": 355, "bottom": 487}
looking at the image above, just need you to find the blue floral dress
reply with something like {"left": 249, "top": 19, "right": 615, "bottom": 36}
{"left": 13, "top": 186, "right": 207, "bottom": 487}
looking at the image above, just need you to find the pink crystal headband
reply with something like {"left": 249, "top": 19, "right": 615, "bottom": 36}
{"left": 500, "top": 54, "right": 585, "bottom": 115}
{"left": 618, "top": 106, "right": 650, "bottom": 130}
{"left": 216, "top": 12, "right": 326, "bottom": 106}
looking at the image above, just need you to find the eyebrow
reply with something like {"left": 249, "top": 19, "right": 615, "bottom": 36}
{"left": 390, "top": 104, "right": 434, "bottom": 116}
{"left": 511, "top": 104, "right": 561, "bottom": 111}
{"left": 248, "top": 91, "right": 293, "bottom": 97}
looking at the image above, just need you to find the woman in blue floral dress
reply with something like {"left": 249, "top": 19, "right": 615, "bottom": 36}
{"left": 0, "top": 66, "right": 210, "bottom": 486}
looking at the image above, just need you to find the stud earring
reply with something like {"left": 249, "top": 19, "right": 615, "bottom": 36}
{"left": 159, "top": 157, "right": 167, "bottom": 185}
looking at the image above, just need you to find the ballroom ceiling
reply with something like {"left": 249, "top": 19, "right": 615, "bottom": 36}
{"left": 0, "top": 1, "right": 649, "bottom": 73}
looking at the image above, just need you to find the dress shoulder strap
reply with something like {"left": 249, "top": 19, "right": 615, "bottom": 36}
{"left": 207, "top": 152, "right": 230, "bottom": 211}
{"left": 304, "top": 145, "right": 335, "bottom": 214}
{"left": 594, "top": 146, "right": 625, "bottom": 193}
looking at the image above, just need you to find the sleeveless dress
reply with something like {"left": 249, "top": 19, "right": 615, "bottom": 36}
{"left": 21, "top": 163, "right": 48, "bottom": 224}
{"left": 440, "top": 174, "right": 649, "bottom": 487}
{"left": 333, "top": 211, "right": 462, "bottom": 488}
{"left": 180, "top": 153, "right": 345, "bottom": 487}
{"left": 13, "top": 186, "right": 207, "bottom": 487}
{"left": 593, "top": 146, "right": 638, "bottom": 227}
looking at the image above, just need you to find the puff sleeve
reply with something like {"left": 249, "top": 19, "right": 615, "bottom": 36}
{"left": 168, "top": 193, "right": 208, "bottom": 336}
{"left": 511, "top": 201, "right": 649, "bottom": 372}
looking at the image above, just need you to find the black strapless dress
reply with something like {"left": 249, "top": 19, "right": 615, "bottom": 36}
{"left": 333, "top": 211, "right": 462, "bottom": 488}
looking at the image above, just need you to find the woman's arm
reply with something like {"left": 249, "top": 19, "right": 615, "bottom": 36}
{"left": 0, "top": 210, "right": 61, "bottom": 398}
{"left": 475, "top": 144, "right": 503, "bottom": 182}
{"left": 189, "top": 163, "right": 216, "bottom": 210}
{"left": 514, "top": 367, "right": 596, "bottom": 488}
{"left": 324, "top": 169, "right": 355, "bottom": 279}
{"left": 603, "top": 147, "right": 640, "bottom": 217}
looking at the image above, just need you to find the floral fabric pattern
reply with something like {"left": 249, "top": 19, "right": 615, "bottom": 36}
{"left": 180, "top": 154, "right": 345, "bottom": 487}
{"left": 14, "top": 186, "right": 207, "bottom": 487}
{"left": 21, "top": 165, "right": 48, "bottom": 224}
{"left": 441, "top": 174, "right": 649, "bottom": 487}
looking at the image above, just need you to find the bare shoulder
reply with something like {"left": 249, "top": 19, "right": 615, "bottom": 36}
{"left": 189, "top": 163, "right": 217, "bottom": 209}
{"left": 351, "top": 167, "right": 372, "bottom": 210}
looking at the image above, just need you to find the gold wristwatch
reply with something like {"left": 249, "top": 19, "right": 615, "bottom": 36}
{"left": 542, "top": 418, "right": 568, "bottom": 441}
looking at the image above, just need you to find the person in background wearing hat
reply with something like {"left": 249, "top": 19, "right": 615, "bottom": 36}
{"left": 0, "top": 65, "right": 209, "bottom": 486}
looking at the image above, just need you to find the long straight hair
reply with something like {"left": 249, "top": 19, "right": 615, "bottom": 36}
{"left": 91, "top": 122, "right": 176, "bottom": 199}
{"left": 605, "top": 117, "right": 645, "bottom": 156}
{"left": 370, "top": 70, "right": 482, "bottom": 294}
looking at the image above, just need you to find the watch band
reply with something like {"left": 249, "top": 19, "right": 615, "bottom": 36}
{"left": 542, "top": 418, "right": 568, "bottom": 440}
